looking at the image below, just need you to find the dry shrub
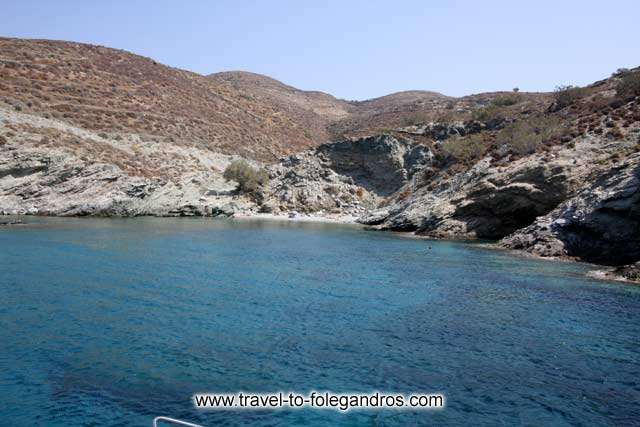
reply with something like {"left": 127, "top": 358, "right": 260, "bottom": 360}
{"left": 401, "top": 113, "right": 428, "bottom": 127}
{"left": 442, "top": 134, "right": 486, "bottom": 163}
{"left": 491, "top": 93, "right": 522, "bottom": 107}
{"left": 554, "top": 85, "right": 588, "bottom": 109}
{"left": 496, "top": 116, "right": 561, "bottom": 155}
{"left": 223, "top": 160, "right": 269, "bottom": 194}
{"left": 472, "top": 104, "right": 506, "bottom": 125}
{"left": 616, "top": 71, "right": 640, "bottom": 99}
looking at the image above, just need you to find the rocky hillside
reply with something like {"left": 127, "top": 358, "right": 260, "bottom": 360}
{"left": 262, "top": 67, "right": 640, "bottom": 274}
{"left": 0, "top": 104, "right": 248, "bottom": 216}
{"left": 330, "top": 90, "right": 552, "bottom": 139}
{"left": 0, "top": 38, "right": 339, "bottom": 161}
{"left": 501, "top": 152, "right": 639, "bottom": 265}
{"left": 262, "top": 135, "right": 431, "bottom": 217}
{"left": 0, "top": 37, "right": 547, "bottom": 161}
{"left": 208, "top": 71, "right": 353, "bottom": 122}
{"left": 1, "top": 37, "right": 639, "bottom": 276}
{"left": 0, "top": 37, "right": 553, "bottom": 216}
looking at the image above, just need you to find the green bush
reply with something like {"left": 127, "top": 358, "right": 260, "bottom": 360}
{"left": 472, "top": 104, "right": 505, "bottom": 123}
{"left": 223, "top": 160, "right": 269, "bottom": 194}
{"left": 616, "top": 71, "right": 640, "bottom": 98}
{"left": 554, "top": 85, "right": 587, "bottom": 109}
{"left": 491, "top": 93, "right": 522, "bottom": 107}
{"left": 442, "top": 134, "right": 486, "bottom": 163}
{"left": 496, "top": 116, "right": 561, "bottom": 155}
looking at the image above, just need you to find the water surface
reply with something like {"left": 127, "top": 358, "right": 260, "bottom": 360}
{"left": 1, "top": 217, "right": 639, "bottom": 426}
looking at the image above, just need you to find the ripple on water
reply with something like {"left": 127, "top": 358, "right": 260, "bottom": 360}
{"left": 1, "top": 217, "right": 639, "bottom": 426}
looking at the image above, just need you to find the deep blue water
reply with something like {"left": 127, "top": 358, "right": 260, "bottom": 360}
{"left": 0, "top": 217, "right": 639, "bottom": 426}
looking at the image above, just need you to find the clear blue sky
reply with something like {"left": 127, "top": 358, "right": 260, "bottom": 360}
{"left": 3, "top": 0, "right": 639, "bottom": 100}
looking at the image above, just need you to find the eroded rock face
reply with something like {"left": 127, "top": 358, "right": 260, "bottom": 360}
{"left": 0, "top": 147, "right": 252, "bottom": 217}
{"left": 361, "top": 135, "right": 639, "bottom": 241}
{"left": 264, "top": 135, "right": 431, "bottom": 214}
{"left": 0, "top": 107, "right": 251, "bottom": 217}
{"left": 364, "top": 154, "right": 575, "bottom": 238}
{"left": 317, "top": 135, "right": 431, "bottom": 196}
{"left": 500, "top": 153, "right": 640, "bottom": 265}
{"left": 397, "top": 121, "right": 487, "bottom": 140}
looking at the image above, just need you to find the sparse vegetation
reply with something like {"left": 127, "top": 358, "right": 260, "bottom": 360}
{"left": 472, "top": 94, "right": 523, "bottom": 122}
{"left": 616, "top": 71, "right": 640, "bottom": 99}
{"left": 401, "top": 113, "right": 428, "bottom": 127}
{"left": 442, "top": 134, "right": 486, "bottom": 163}
{"left": 496, "top": 116, "right": 561, "bottom": 155}
{"left": 554, "top": 85, "right": 588, "bottom": 109}
{"left": 472, "top": 104, "right": 505, "bottom": 124}
{"left": 0, "top": 38, "right": 355, "bottom": 162}
{"left": 223, "top": 159, "right": 269, "bottom": 194}
{"left": 435, "top": 111, "right": 456, "bottom": 124}
{"left": 491, "top": 93, "right": 522, "bottom": 107}
{"left": 612, "top": 68, "right": 630, "bottom": 77}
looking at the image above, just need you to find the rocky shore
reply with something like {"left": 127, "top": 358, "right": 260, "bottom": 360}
{"left": 2, "top": 113, "right": 639, "bottom": 282}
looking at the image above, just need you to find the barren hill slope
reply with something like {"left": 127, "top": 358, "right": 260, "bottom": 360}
{"left": 209, "top": 70, "right": 353, "bottom": 121}
{"left": 0, "top": 38, "right": 337, "bottom": 161}
{"left": 0, "top": 37, "right": 553, "bottom": 160}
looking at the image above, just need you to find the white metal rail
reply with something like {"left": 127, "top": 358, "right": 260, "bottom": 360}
{"left": 152, "top": 416, "right": 203, "bottom": 427}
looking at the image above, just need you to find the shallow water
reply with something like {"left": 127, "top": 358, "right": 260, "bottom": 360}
{"left": 0, "top": 217, "right": 639, "bottom": 426}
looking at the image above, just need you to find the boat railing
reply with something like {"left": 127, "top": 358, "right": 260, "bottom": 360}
{"left": 152, "top": 416, "right": 203, "bottom": 427}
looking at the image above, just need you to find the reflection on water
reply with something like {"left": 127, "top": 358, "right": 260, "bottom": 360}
{"left": 1, "top": 217, "right": 639, "bottom": 426}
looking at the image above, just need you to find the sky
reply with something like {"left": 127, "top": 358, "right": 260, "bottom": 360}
{"left": 3, "top": 0, "right": 639, "bottom": 100}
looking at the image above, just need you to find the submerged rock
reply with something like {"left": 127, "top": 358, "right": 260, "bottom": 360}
{"left": 0, "top": 218, "right": 22, "bottom": 226}
{"left": 610, "top": 262, "right": 640, "bottom": 282}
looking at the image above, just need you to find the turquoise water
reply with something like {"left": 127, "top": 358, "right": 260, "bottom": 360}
{"left": 0, "top": 217, "right": 639, "bottom": 426}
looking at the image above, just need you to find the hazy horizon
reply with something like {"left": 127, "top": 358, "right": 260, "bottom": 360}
{"left": 4, "top": 0, "right": 640, "bottom": 100}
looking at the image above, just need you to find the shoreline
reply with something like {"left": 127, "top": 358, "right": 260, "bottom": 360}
{"left": 232, "top": 212, "right": 360, "bottom": 225}
{"left": 3, "top": 212, "right": 638, "bottom": 285}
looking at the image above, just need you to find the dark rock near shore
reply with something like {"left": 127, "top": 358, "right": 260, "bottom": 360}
{"left": 0, "top": 218, "right": 22, "bottom": 225}
{"left": 610, "top": 262, "right": 640, "bottom": 282}
{"left": 501, "top": 153, "right": 640, "bottom": 265}
{"left": 366, "top": 150, "right": 579, "bottom": 239}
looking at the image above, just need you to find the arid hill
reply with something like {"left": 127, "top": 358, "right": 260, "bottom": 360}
{"left": 0, "top": 38, "right": 339, "bottom": 161}
{"left": 0, "top": 37, "right": 553, "bottom": 161}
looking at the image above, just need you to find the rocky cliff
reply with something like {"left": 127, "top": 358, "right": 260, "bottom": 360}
{"left": 360, "top": 134, "right": 637, "bottom": 237}
{"left": 0, "top": 106, "right": 251, "bottom": 217}
{"left": 501, "top": 152, "right": 640, "bottom": 265}
{"left": 262, "top": 135, "right": 430, "bottom": 215}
